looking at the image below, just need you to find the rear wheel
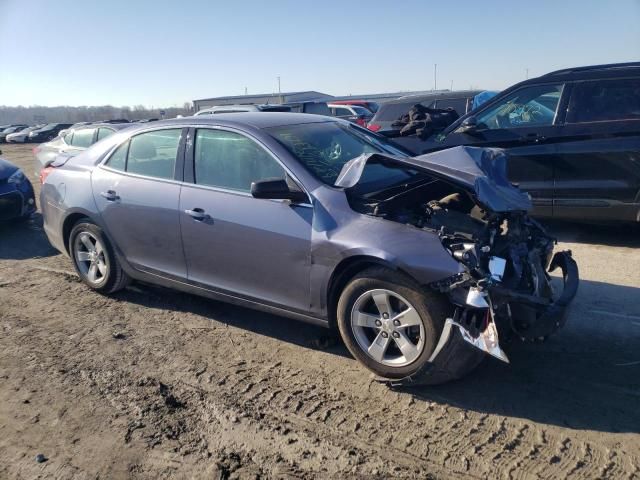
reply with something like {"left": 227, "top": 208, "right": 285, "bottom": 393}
{"left": 337, "top": 267, "right": 484, "bottom": 384}
{"left": 69, "top": 220, "right": 129, "bottom": 294}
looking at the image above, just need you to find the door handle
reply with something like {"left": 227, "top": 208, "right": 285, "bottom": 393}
{"left": 100, "top": 190, "right": 119, "bottom": 201}
{"left": 184, "top": 208, "right": 210, "bottom": 221}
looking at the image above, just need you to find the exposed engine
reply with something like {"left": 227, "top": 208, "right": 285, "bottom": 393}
{"left": 348, "top": 179, "right": 577, "bottom": 358}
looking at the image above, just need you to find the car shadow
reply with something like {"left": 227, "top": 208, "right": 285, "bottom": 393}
{"left": 116, "top": 277, "right": 640, "bottom": 435}
{"left": 0, "top": 213, "right": 58, "bottom": 260}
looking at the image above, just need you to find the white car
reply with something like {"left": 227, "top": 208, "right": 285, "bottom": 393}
{"left": 6, "top": 125, "right": 44, "bottom": 143}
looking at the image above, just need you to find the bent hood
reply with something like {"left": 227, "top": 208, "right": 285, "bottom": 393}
{"left": 334, "top": 146, "right": 532, "bottom": 213}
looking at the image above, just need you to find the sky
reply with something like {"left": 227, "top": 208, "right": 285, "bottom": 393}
{"left": 0, "top": 0, "right": 639, "bottom": 108}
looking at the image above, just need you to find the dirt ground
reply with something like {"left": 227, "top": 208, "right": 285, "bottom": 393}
{"left": 1, "top": 143, "right": 639, "bottom": 479}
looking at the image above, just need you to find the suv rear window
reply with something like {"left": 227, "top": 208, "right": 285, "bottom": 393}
{"left": 568, "top": 78, "right": 640, "bottom": 123}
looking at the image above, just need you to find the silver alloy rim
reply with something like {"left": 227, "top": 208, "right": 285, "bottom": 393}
{"left": 74, "top": 231, "right": 108, "bottom": 285}
{"left": 350, "top": 289, "right": 426, "bottom": 367}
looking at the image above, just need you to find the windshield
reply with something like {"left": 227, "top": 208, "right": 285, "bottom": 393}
{"left": 266, "top": 122, "right": 410, "bottom": 186}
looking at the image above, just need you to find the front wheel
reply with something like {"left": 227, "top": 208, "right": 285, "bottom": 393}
{"left": 337, "top": 267, "right": 483, "bottom": 384}
{"left": 69, "top": 220, "right": 130, "bottom": 294}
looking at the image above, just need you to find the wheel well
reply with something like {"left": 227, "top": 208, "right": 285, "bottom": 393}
{"left": 326, "top": 256, "right": 401, "bottom": 330}
{"left": 62, "top": 213, "right": 90, "bottom": 254}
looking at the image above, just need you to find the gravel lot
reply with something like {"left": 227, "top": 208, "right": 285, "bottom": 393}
{"left": 1, "top": 142, "right": 639, "bottom": 479}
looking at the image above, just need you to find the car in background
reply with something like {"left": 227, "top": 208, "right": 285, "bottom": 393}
{"left": 421, "top": 62, "right": 640, "bottom": 224}
{"left": 40, "top": 113, "right": 577, "bottom": 385}
{"left": 367, "top": 90, "right": 483, "bottom": 136}
{"left": 34, "top": 123, "right": 132, "bottom": 173}
{"left": 0, "top": 125, "right": 29, "bottom": 143}
{"left": 0, "top": 156, "right": 36, "bottom": 222}
{"left": 328, "top": 103, "right": 373, "bottom": 127}
{"left": 282, "top": 101, "right": 331, "bottom": 116}
{"left": 28, "top": 123, "right": 73, "bottom": 143}
{"left": 330, "top": 100, "right": 380, "bottom": 113}
{"left": 5, "top": 125, "right": 44, "bottom": 143}
{"left": 195, "top": 104, "right": 292, "bottom": 115}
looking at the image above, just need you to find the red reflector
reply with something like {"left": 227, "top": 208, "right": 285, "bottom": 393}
{"left": 39, "top": 166, "right": 54, "bottom": 185}
{"left": 367, "top": 124, "right": 381, "bottom": 132}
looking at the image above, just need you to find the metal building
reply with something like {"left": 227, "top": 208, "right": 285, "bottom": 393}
{"left": 193, "top": 91, "right": 333, "bottom": 112}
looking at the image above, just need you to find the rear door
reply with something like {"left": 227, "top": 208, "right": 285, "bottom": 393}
{"left": 553, "top": 77, "right": 640, "bottom": 222}
{"left": 179, "top": 127, "right": 313, "bottom": 312}
{"left": 433, "top": 83, "right": 567, "bottom": 217}
{"left": 92, "top": 127, "right": 188, "bottom": 278}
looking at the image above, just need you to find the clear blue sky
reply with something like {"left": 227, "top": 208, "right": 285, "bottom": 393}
{"left": 1, "top": 0, "right": 638, "bottom": 107}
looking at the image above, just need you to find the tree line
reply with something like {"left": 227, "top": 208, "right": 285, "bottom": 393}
{"left": 0, "top": 103, "right": 193, "bottom": 125}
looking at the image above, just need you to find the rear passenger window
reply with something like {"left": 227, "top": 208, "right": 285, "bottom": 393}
{"left": 71, "top": 128, "right": 95, "bottom": 148}
{"left": 97, "top": 128, "right": 115, "bottom": 141}
{"left": 568, "top": 78, "right": 640, "bottom": 123}
{"left": 105, "top": 141, "right": 128, "bottom": 171}
{"left": 127, "top": 129, "right": 181, "bottom": 179}
{"left": 194, "top": 129, "right": 285, "bottom": 192}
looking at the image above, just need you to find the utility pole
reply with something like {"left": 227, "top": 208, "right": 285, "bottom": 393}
{"left": 434, "top": 64, "right": 437, "bottom": 90}
{"left": 450, "top": 79, "right": 453, "bottom": 91}
{"left": 244, "top": 86, "right": 247, "bottom": 95}
{"left": 277, "top": 76, "right": 281, "bottom": 94}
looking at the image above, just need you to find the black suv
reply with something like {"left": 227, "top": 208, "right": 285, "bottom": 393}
{"left": 418, "top": 63, "right": 640, "bottom": 224}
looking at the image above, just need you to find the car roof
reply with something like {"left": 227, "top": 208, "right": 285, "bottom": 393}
{"left": 384, "top": 90, "right": 484, "bottom": 106}
{"left": 123, "top": 112, "right": 338, "bottom": 131}
{"left": 538, "top": 62, "right": 640, "bottom": 82}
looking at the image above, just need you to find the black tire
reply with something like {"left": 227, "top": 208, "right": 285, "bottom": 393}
{"left": 69, "top": 219, "right": 130, "bottom": 294}
{"left": 337, "top": 266, "right": 483, "bottom": 383}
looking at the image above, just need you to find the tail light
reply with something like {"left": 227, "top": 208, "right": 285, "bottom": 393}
{"left": 356, "top": 117, "right": 366, "bottom": 127}
{"left": 367, "top": 124, "right": 381, "bottom": 132}
{"left": 39, "top": 166, "right": 54, "bottom": 185}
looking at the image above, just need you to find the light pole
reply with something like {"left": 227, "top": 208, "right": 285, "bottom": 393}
{"left": 277, "top": 76, "right": 281, "bottom": 94}
{"left": 434, "top": 64, "right": 437, "bottom": 90}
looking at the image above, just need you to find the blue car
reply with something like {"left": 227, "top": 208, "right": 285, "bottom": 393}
{"left": 0, "top": 156, "right": 36, "bottom": 221}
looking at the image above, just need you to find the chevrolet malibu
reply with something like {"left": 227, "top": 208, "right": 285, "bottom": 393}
{"left": 40, "top": 113, "right": 578, "bottom": 384}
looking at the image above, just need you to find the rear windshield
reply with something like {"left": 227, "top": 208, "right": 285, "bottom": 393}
{"left": 266, "top": 122, "right": 409, "bottom": 186}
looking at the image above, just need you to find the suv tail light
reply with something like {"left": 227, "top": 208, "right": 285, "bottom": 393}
{"left": 39, "top": 166, "right": 54, "bottom": 185}
{"left": 356, "top": 117, "right": 367, "bottom": 127}
{"left": 367, "top": 124, "right": 381, "bottom": 132}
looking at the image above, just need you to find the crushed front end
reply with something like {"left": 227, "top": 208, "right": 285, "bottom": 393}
{"left": 339, "top": 147, "right": 579, "bottom": 384}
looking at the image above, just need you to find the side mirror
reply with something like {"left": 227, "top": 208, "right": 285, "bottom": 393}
{"left": 457, "top": 116, "right": 480, "bottom": 135}
{"left": 250, "top": 178, "right": 308, "bottom": 203}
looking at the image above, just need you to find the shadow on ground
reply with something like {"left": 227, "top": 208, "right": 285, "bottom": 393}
{"left": 0, "top": 213, "right": 58, "bottom": 260}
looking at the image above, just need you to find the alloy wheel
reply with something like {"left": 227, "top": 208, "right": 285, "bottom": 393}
{"left": 74, "top": 231, "right": 108, "bottom": 285}
{"left": 350, "top": 289, "right": 426, "bottom": 367}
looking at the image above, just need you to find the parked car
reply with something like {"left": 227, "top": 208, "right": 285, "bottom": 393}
{"left": 420, "top": 62, "right": 640, "bottom": 224}
{"left": 0, "top": 156, "right": 36, "bottom": 221}
{"left": 0, "top": 125, "right": 29, "bottom": 143}
{"left": 34, "top": 123, "right": 132, "bottom": 174}
{"left": 328, "top": 103, "right": 373, "bottom": 127}
{"left": 28, "top": 123, "right": 73, "bottom": 143}
{"left": 195, "top": 104, "right": 292, "bottom": 115}
{"left": 367, "top": 90, "right": 483, "bottom": 135}
{"left": 6, "top": 125, "right": 44, "bottom": 143}
{"left": 282, "top": 101, "right": 331, "bottom": 116}
{"left": 40, "top": 113, "right": 577, "bottom": 384}
{"left": 330, "top": 100, "right": 380, "bottom": 113}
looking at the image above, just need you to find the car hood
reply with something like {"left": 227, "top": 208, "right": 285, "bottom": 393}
{"left": 334, "top": 146, "right": 532, "bottom": 213}
{"left": 0, "top": 157, "right": 19, "bottom": 179}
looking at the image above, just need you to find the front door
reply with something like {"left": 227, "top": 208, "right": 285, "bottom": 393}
{"left": 92, "top": 128, "right": 187, "bottom": 278}
{"left": 435, "top": 83, "right": 567, "bottom": 217}
{"left": 179, "top": 127, "right": 313, "bottom": 312}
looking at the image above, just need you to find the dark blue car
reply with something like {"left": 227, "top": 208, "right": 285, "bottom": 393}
{"left": 0, "top": 156, "right": 36, "bottom": 221}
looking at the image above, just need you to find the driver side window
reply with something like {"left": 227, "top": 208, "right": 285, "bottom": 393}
{"left": 474, "top": 84, "right": 564, "bottom": 130}
{"left": 194, "top": 129, "right": 285, "bottom": 192}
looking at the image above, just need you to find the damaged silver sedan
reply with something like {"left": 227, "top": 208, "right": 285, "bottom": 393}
{"left": 40, "top": 114, "right": 578, "bottom": 385}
